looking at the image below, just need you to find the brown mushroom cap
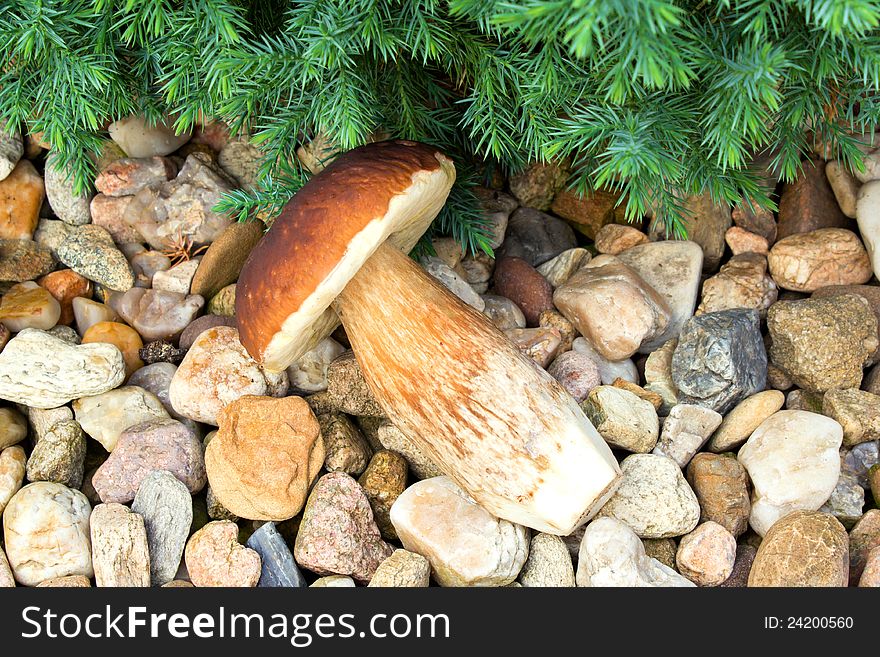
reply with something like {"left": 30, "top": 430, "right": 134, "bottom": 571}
{"left": 236, "top": 140, "right": 456, "bottom": 371}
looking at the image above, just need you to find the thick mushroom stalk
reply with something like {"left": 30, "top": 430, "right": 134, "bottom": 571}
{"left": 333, "top": 241, "right": 620, "bottom": 534}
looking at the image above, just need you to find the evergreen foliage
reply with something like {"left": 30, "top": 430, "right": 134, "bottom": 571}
{"left": 1, "top": 1, "right": 879, "bottom": 252}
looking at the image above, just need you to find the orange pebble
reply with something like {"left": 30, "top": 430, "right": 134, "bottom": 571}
{"left": 82, "top": 321, "right": 144, "bottom": 379}
{"left": 38, "top": 269, "right": 92, "bottom": 325}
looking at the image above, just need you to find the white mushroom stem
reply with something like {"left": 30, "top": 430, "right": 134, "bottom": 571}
{"left": 333, "top": 242, "right": 621, "bottom": 535}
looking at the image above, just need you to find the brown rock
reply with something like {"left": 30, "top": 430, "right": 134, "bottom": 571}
{"left": 0, "top": 239, "right": 55, "bottom": 282}
{"left": 777, "top": 158, "right": 848, "bottom": 239}
{"left": 0, "top": 282, "right": 61, "bottom": 331}
{"left": 748, "top": 511, "right": 849, "bottom": 587}
{"left": 358, "top": 450, "right": 408, "bottom": 541}
{"left": 94, "top": 157, "right": 176, "bottom": 196}
{"left": 768, "top": 228, "right": 872, "bottom": 292}
{"left": 0, "top": 160, "right": 44, "bottom": 240}
{"left": 725, "top": 226, "right": 769, "bottom": 255}
{"left": 178, "top": 314, "right": 236, "bottom": 351}
{"left": 504, "top": 327, "right": 562, "bottom": 368}
{"left": 35, "top": 575, "right": 92, "bottom": 587}
{"left": 493, "top": 256, "right": 553, "bottom": 326}
{"left": 37, "top": 269, "right": 91, "bottom": 326}
{"left": 686, "top": 453, "right": 751, "bottom": 537}
{"left": 732, "top": 203, "right": 777, "bottom": 243}
{"left": 860, "top": 546, "right": 880, "bottom": 586}
{"left": 675, "top": 521, "right": 737, "bottom": 586}
{"left": 538, "top": 309, "right": 576, "bottom": 352}
{"left": 813, "top": 284, "right": 880, "bottom": 364}
{"left": 849, "top": 509, "right": 880, "bottom": 583}
{"left": 823, "top": 388, "right": 880, "bottom": 447}
{"left": 508, "top": 159, "right": 569, "bottom": 210}
{"left": 594, "top": 223, "right": 649, "bottom": 255}
{"left": 697, "top": 253, "right": 778, "bottom": 316}
{"left": 719, "top": 544, "right": 757, "bottom": 587}
{"left": 82, "top": 321, "right": 144, "bottom": 379}
{"left": 550, "top": 188, "right": 623, "bottom": 239}
{"left": 185, "top": 520, "right": 261, "bottom": 587}
{"left": 651, "top": 193, "right": 731, "bottom": 272}
{"left": 191, "top": 220, "right": 264, "bottom": 299}
{"left": 611, "top": 378, "right": 663, "bottom": 411}
{"left": 205, "top": 396, "right": 325, "bottom": 521}
{"left": 90, "top": 194, "right": 142, "bottom": 244}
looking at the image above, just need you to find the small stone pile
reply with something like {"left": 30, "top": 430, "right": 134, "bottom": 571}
{"left": 0, "top": 124, "right": 878, "bottom": 588}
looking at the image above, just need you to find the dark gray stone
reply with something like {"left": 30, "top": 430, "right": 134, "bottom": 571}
{"left": 246, "top": 522, "right": 306, "bottom": 588}
{"left": 496, "top": 208, "right": 577, "bottom": 267}
{"left": 671, "top": 309, "right": 767, "bottom": 414}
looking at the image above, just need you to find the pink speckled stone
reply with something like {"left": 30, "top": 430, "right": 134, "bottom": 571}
{"left": 185, "top": 520, "right": 260, "bottom": 587}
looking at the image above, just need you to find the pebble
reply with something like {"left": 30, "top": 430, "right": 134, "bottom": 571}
{"left": 655, "top": 193, "right": 731, "bottom": 271}
{"left": 504, "top": 327, "right": 562, "bottom": 367}
{"left": 91, "top": 195, "right": 141, "bottom": 245}
{"left": 825, "top": 160, "right": 859, "bottom": 218}
{"left": 90, "top": 503, "right": 150, "bottom": 587}
{"left": 823, "top": 388, "right": 880, "bottom": 447}
{"left": 697, "top": 253, "right": 778, "bottom": 316}
{"left": 131, "top": 470, "right": 192, "bottom": 586}
{"left": 616, "top": 241, "right": 704, "bottom": 351}
{"left": 0, "top": 328, "right": 125, "bottom": 408}
{"left": 205, "top": 396, "right": 324, "bottom": 521}
{"left": 178, "top": 314, "right": 236, "bottom": 350}
{"left": 777, "top": 158, "right": 848, "bottom": 239}
{"left": 109, "top": 287, "right": 205, "bottom": 342}
{"left": 35, "top": 575, "right": 91, "bottom": 588}
{"left": 0, "top": 548, "right": 14, "bottom": 586}
{"left": 653, "top": 404, "right": 723, "bottom": 467}
{"left": 390, "top": 476, "right": 528, "bottom": 587}
{"left": 708, "top": 390, "right": 785, "bottom": 452}
{"left": 246, "top": 522, "right": 306, "bottom": 587}
{"left": 551, "top": 188, "right": 623, "bottom": 239}
{"left": 152, "top": 258, "right": 200, "bottom": 295}
{"left": 108, "top": 114, "right": 192, "bottom": 158}
{"left": 310, "top": 575, "right": 356, "bottom": 588}
{"left": 493, "top": 256, "right": 554, "bottom": 326}
{"left": 0, "top": 239, "right": 55, "bottom": 283}
{"left": 44, "top": 154, "right": 92, "bottom": 226}
{"left": 732, "top": 202, "right": 777, "bottom": 243}
{"left": 535, "top": 247, "right": 591, "bottom": 287}
{"left": 358, "top": 450, "right": 408, "bottom": 541}
{"left": 576, "top": 517, "right": 695, "bottom": 587}
{"left": 672, "top": 309, "right": 767, "bottom": 414}
{"left": 686, "top": 453, "right": 751, "bottom": 537}
{"left": 25, "top": 406, "right": 70, "bottom": 443}
{"left": 94, "top": 156, "right": 176, "bottom": 196}
{"left": 169, "top": 326, "right": 288, "bottom": 425}
{"left": 555, "top": 257, "right": 670, "bottom": 361}
{"left": 813, "top": 284, "right": 880, "bottom": 365}
{"left": 325, "top": 351, "right": 384, "bottom": 417}
{"left": 481, "top": 294, "right": 526, "bottom": 330}
{"left": 842, "top": 441, "right": 879, "bottom": 488}
{"left": 538, "top": 309, "right": 577, "bottom": 351}
{"left": 2, "top": 482, "right": 93, "bottom": 585}
{"left": 218, "top": 139, "right": 261, "bottom": 188}
{"left": 819, "top": 472, "right": 864, "bottom": 527}
{"left": 92, "top": 418, "right": 207, "bottom": 503}
{"left": 597, "top": 453, "right": 700, "bottom": 538}
{"left": 26, "top": 419, "right": 86, "bottom": 488}
{"left": 719, "top": 544, "right": 757, "bottom": 588}
{"left": 508, "top": 161, "right": 569, "bottom": 211}
{"left": 643, "top": 339, "right": 680, "bottom": 413}
{"left": 767, "top": 294, "right": 878, "bottom": 392}
{"left": 518, "top": 533, "right": 575, "bottom": 587}
{"left": 0, "top": 281, "right": 60, "bottom": 331}
{"left": 547, "top": 351, "right": 601, "bottom": 402}
{"left": 294, "top": 472, "right": 393, "bottom": 583}
{"left": 376, "top": 421, "right": 444, "bottom": 480}
{"left": 127, "top": 362, "right": 183, "bottom": 418}
{"left": 738, "top": 410, "right": 842, "bottom": 535}
{"left": 422, "top": 256, "right": 485, "bottom": 310}
{"left": 32, "top": 218, "right": 70, "bottom": 257}
{"left": 860, "top": 547, "right": 880, "bottom": 587}
{"left": 675, "top": 521, "right": 736, "bottom": 586}
{"left": 207, "top": 283, "right": 236, "bottom": 315}
{"left": 0, "top": 161, "right": 43, "bottom": 240}
{"left": 185, "top": 520, "right": 261, "bottom": 587}
{"left": 73, "top": 386, "right": 169, "bottom": 451}
{"left": 768, "top": 228, "right": 872, "bottom": 292}
{"left": 0, "top": 445, "right": 25, "bottom": 515}
{"left": 57, "top": 224, "right": 135, "bottom": 292}
{"left": 856, "top": 180, "right": 880, "bottom": 279}
{"left": 81, "top": 321, "right": 144, "bottom": 378}
{"left": 72, "top": 298, "right": 119, "bottom": 335}
{"left": 286, "top": 337, "right": 346, "bottom": 393}
{"left": 582, "top": 385, "right": 659, "bottom": 453}
{"left": 725, "top": 226, "right": 769, "bottom": 255}
{"left": 367, "top": 549, "right": 431, "bottom": 587}
{"left": 319, "top": 412, "right": 372, "bottom": 476}
{"left": 594, "top": 223, "right": 649, "bottom": 255}
{"left": 139, "top": 340, "right": 184, "bottom": 364}
{"left": 0, "top": 125, "right": 22, "bottom": 181}
{"left": 130, "top": 250, "right": 172, "bottom": 286}
{"left": 37, "top": 269, "right": 91, "bottom": 325}
{"left": 497, "top": 207, "right": 576, "bottom": 266}
{"left": 749, "top": 511, "right": 849, "bottom": 586}
{"left": 849, "top": 510, "right": 880, "bottom": 582}
{"left": 872, "top": 465, "right": 880, "bottom": 506}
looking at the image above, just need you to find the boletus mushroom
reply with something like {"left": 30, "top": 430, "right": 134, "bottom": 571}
{"left": 236, "top": 140, "right": 620, "bottom": 534}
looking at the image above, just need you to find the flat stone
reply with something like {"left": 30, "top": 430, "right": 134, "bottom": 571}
{"left": 0, "top": 281, "right": 60, "bottom": 331}
{"left": 26, "top": 419, "right": 86, "bottom": 488}
{"left": 594, "top": 224, "right": 649, "bottom": 255}
{"left": 768, "top": 294, "right": 878, "bottom": 392}
{"left": 0, "top": 445, "right": 26, "bottom": 516}
{"left": 2, "top": 482, "right": 93, "bottom": 586}
{"left": 769, "top": 228, "right": 872, "bottom": 292}
{"left": 367, "top": 549, "right": 431, "bottom": 588}
{"left": 205, "top": 396, "right": 324, "bottom": 521}
{"left": 0, "top": 328, "right": 125, "bottom": 408}
{"left": 390, "top": 476, "right": 529, "bottom": 587}
{"left": 92, "top": 418, "right": 207, "bottom": 503}
{"left": 518, "top": 533, "right": 575, "bottom": 587}
{"left": 708, "top": 390, "right": 785, "bottom": 452}
{"left": 554, "top": 256, "right": 671, "bottom": 360}
{"left": 697, "top": 253, "right": 778, "bottom": 316}
{"left": 675, "top": 521, "right": 737, "bottom": 586}
{"left": 617, "top": 241, "right": 704, "bottom": 352}
{"left": 131, "top": 470, "right": 192, "bottom": 586}
{"left": 686, "top": 453, "right": 751, "bottom": 537}
{"left": 185, "top": 520, "right": 261, "bottom": 587}
{"left": 90, "top": 503, "right": 150, "bottom": 587}
{"left": 653, "top": 404, "right": 723, "bottom": 467}
{"left": 535, "top": 247, "right": 590, "bottom": 287}
{"left": 294, "top": 472, "right": 393, "bottom": 583}
{"left": 246, "top": 521, "right": 306, "bottom": 587}
{"left": 738, "top": 410, "right": 843, "bottom": 535}
{"left": 73, "top": 386, "right": 169, "bottom": 451}
{"left": 823, "top": 388, "right": 880, "bottom": 447}
{"left": 597, "top": 453, "right": 700, "bottom": 538}
{"left": 749, "top": 511, "right": 849, "bottom": 586}
{"left": 576, "top": 517, "right": 695, "bottom": 587}
{"left": 582, "top": 385, "right": 659, "bottom": 453}
{"left": 672, "top": 309, "right": 767, "bottom": 414}
{"left": 0, "top": 239, "right": 55, "bottom": 282}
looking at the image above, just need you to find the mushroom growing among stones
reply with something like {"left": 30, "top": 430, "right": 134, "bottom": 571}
{"left": 236, "top": 140, "right": 620, "bottom": 534}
